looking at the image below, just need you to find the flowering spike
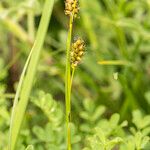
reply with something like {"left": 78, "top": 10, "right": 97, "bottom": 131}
{"left": 65, "top": 0, "right": 79, "bottom": 18}
{"left": 71, "top": 37, "right": 85, "bottom": 68}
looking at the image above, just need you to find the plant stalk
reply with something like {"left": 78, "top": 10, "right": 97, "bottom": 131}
{"left": 65, "top": 14, "right": 74, "bottom": 150}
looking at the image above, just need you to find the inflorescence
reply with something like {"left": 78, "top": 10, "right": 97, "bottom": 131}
{"left": 65, "top": 0, "right": 79, "bottom": 18}
{"left": 71, "top": 38, "right": 85, "bottom": 68}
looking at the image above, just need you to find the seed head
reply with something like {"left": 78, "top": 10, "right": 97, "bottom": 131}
{"left": 65, "top": 0, "right": 79, "bottom": 18}
{"left": 71, "top": 38, "right": 85, "bottom": 68}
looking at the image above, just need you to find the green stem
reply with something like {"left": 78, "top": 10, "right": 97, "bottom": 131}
{"left": 69, "top": 67, "right": 75, "bottom": 121}
{"left": 70, "top": 67, "right": 75, "bottom": 89}
{"left": 65, "top": 15, "right": 74, "bottom": 150}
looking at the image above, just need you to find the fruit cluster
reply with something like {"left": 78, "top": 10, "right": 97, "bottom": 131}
{"left": 65, "top": 0, "right": 79, "bottom": 18}
{"left": 71, "top": 38, "right": 85, "bottom": 68}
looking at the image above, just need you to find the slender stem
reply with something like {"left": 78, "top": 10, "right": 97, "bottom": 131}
{"left": 65, "top": 15, "right": 74, "bottom": 150}
{"left": 69, "top": 67, "right": 75, "bottom": 126}
{"left": 71, "top": 67, "right": 75, "bottom": 89}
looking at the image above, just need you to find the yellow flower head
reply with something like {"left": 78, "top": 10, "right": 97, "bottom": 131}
{"left": 71, "top": 38, "right": 85, "bottom": 68}
{"left": 65, "top": 0, "right": 79, "bottom": 18}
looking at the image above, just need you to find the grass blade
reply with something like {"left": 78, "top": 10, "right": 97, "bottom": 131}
{"left": 98, "top": 60, "right": 132, "bottom": 66}
{"left": 8, "top": 0, "right": 54, "bottom": 150}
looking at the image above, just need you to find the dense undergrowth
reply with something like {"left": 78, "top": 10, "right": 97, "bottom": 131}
{"left": 0, "top": 0, "right": 150, "bottom": 149}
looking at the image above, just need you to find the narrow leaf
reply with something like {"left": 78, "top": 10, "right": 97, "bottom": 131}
{"left": 9, "top": 0, "right": 55, "bottom": 150}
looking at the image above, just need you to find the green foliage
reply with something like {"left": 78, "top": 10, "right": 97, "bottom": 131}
{"left": 31, "top": 91, "right": 63, "bottom": 126}
{"left": 84, "top": 111, "right": 150, "bottom": 150}
{"left": 80, "top": 99, "right": 106, "bottom": 133}
{"left": 0, "top": 0, "right": 150, "bottom": 149}
{"left": 30, "top": 91, "right": 81, "bottom": 150}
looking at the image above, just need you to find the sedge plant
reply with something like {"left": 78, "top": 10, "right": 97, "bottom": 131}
{"left": 65, "top": 0, "right": 85, "bottom": 149}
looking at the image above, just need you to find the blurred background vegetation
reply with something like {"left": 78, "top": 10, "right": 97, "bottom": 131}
{"left": 0, "top": 0, "right": 150, "bottom": 149}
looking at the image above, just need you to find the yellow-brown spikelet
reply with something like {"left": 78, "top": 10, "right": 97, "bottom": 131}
{"left": 71, "top": 38, "right": 85, "bottom": 68}
{"left": 65, "top": 0, "right": 79, "bottom": 18}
